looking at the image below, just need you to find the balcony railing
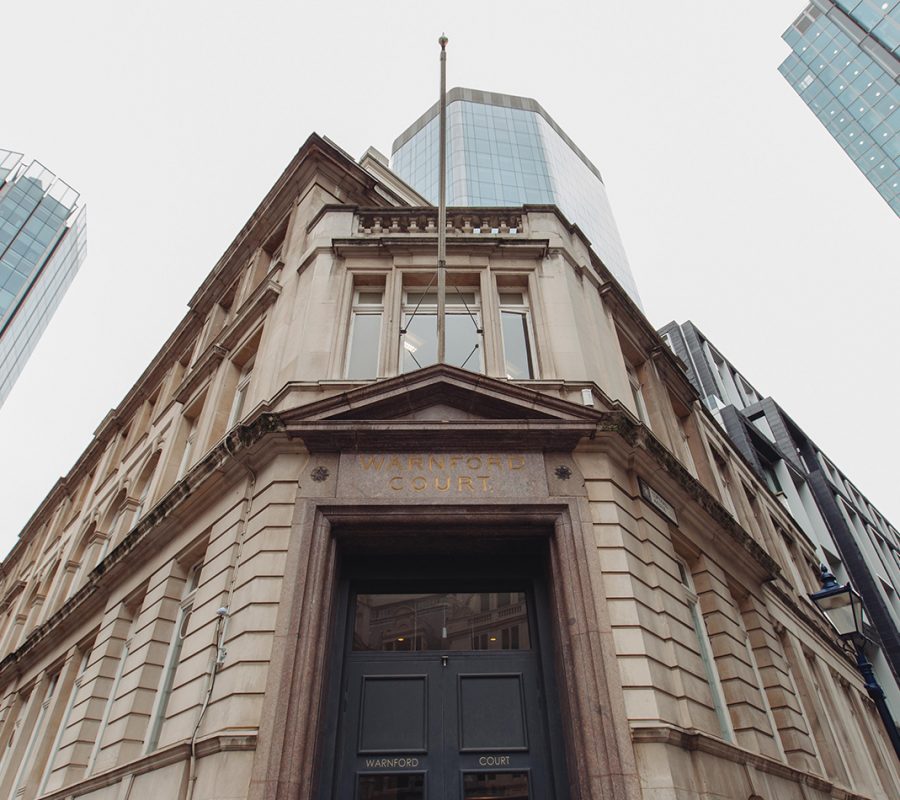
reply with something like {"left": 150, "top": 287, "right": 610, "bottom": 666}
{"left": 357, "top": 208, "right": 523, "bottom": 236}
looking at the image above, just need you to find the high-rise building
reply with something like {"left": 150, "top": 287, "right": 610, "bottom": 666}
{"left": 0, "top": 131, "right": 897, "bottom": 800}
{"left": 779, "top": 1, "right": 900, "bottom": 214}
{"left": 0, "top": 150, "right": 87, "bottom": 407}
{"left": 660, "top": 319, "right": 900, "bottom": 717}
{"left": 391, "top": 87, "right": 642, "bottom": 304}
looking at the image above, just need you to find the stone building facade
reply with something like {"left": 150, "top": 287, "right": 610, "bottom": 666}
{"left": 0, "top": 135, "right": 896, "bottom": 800}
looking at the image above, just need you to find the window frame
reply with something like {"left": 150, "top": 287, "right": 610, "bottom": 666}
{"left": 400, "top": 283, "right": 484, "bottom": 374}
{"left": 676, "top": 558, "right": 735, "bottom": 743}
{"left": 625, "top": 361, "right": 650, "bottom": 425}
{"left": 227, "top": 356, "right": 256, "bottom": 428}
{"left": 144, "top": 561, "right": 202, "bottom": 754}
{"left": 345, "top": 287, "right": 386, "bottom": 380}
{"left": 497, "top": 288, "right": 537, "bottom": 380}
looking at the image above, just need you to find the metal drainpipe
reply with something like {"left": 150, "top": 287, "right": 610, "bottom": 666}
{"left": 182, "top": 434, "right": 257, "bottom": 800}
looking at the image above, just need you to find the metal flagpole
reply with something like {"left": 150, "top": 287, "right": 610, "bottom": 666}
{"left": 437, "top": 34, "right": 448, "bottom": 364}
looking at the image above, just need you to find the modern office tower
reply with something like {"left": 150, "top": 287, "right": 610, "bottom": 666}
{"left": 779, "top": 1, "right": 900, "bottom": 214}
{"left": 660, "top": 319, "right": 900, "bottom": 716}
{"left": 391, "top": 87, "right": 642, "bottom": 304}
{"left": 0, "top": 134, "right": 898, "bottom": 800}
{"left": 0, "top": 150, "right": 87, "bottom": 407}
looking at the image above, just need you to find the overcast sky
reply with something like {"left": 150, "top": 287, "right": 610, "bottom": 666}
{"left": 1, "top": 2, "right": 897, "bottom": 557}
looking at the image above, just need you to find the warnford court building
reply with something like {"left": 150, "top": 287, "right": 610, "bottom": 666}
{"left": 0, "top": 129, "right": 896, "bottom": 800}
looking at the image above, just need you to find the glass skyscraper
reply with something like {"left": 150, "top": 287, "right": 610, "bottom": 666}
{"left": 779, "top": 1, "right": 900, "bottom": 214}
{"left": 0, "top": 150, "right": 87, "bottom": 407}
{"left": 391, "top": 88, "right": 642, "bottom": 305}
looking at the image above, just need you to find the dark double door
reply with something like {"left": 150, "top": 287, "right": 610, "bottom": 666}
{"left": 331, "top": 583, "right": 562, "bottom": 799}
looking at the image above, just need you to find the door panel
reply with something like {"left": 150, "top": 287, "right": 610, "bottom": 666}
{"left": 337, "top": 656, "right": 443, "bottom": 800}
{"left": 359, "top": 675, "right": 429, "bottom": 753}
{"left": 457, "top": 673, "right": 528, "bottom": 751}
{"left": 444, "top": 654, "right": 548, "bottom": 800}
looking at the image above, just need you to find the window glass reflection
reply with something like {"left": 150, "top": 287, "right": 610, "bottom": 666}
{"left": 402, "top": 313, "right": 437, "bottom": 371}
{"left": 358, "top": 773, "right": 424, "bottom": 800}
{"left": 353, "top": 592, "right": 531, "bottom": 652}
{"left": 446, "top": 313, "right": 482, "bottom": 371}
{"left": 401, "top": 287, "right": 483, "bottom": 373}
{"left": 500, "top": 311, "right": 533, "bottom": 379}
{"left": 463, "top": 771, "right": 529, "bottom": 798}
{"left": 347, "top": 289, "right": 384, "bottom": 380}
{"left": 348, "top": 314, "right": 382, "bottom": 379}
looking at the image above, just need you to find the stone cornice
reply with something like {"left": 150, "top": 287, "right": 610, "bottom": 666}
{"left": 2, "top": 135, "right": 399, "bottom": 566}
{"left": 219, "top": 279, "right": 281, "bottom": 351}
{"left": 306, "top": 203, "right": 361, "bottom": 234}
{"left": 0, "top": 580, "right": 26, "bottom": 612}
{"left": 0, "top": 413, "right": 283, "bottom": 683}
{"left": 599, "top": 282, "right": 697, "bottom": 405}
{"left": 583, "top": 406, "right": 780, "bottom": 581}
{"left": 187, "top": 134, "right": 398, "bottom": 313}
{"left": 0, "top": 369, "right": 782, "bottom": 680}
{"left": 174, "top": 345, "right": 228, "bottom": 405}
{"left": 630, "top": 726, "right": 869, "bottom": 799}
{"left": 172, "top": 277, "right": 282, "bottom": 409}
{"left": 635, "top": 423, "right": 781, "bottom": 578}
{"left": 332, "top": 236, "right": 548, "bottom": 260}
{"left": 604, "top": 284, "right": 818, "bottom": 557}
{"left": 765, "top": 579, "right": 861, "bottom": 670}
{"left": 285, "top": 420, "right": 598, "bottom": 452}
{"left": 277, "top": 364, "right": 605, "bottom": 423}
{"left": 38, "top": 732, "right": 256, "bottom": 800}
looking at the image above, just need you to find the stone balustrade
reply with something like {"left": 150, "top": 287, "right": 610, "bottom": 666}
{"left": 356, "top": 208, "right": 523, "bottom": 236}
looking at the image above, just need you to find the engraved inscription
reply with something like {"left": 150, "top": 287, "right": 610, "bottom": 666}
{"left": 339, "top": 452, "right": 547, "bottom": 499}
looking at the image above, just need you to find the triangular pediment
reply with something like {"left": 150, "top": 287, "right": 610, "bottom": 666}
{"left": 282, "top": 364, "right": 600, "bottom": 423}
{"left": 278, "top": 365, "right": 602, "bottom": 451}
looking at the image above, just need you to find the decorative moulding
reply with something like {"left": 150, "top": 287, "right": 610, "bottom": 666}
{"left": 174, "top": 345, "right": 228, "bottom": 405}
{"left": 219, "top": 280, "right": 281, "bottom": 352}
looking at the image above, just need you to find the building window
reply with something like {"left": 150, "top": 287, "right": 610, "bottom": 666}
{"left": 145, "top": 561, "right": 202, "bottom": 753}
{"left": 87, "top": 609, "right": 136, "bottom": 775}
{"left": 8, "top": 674, "right": 58, "bottom": 797}
{"left": 401, "top": 285, "right": 482, "bottom": 373}
{"left": 498, "top": 290, "right": 536, "bottom": 379}
{"left": 132, "top": 452, "right": 161, "bottom": 523}
{"left": 346, "top": 288, "right": 384, "bottom": 379}
{"left": 227, "top": 357, "right": 255, "bottom": 427}
{"left": 677, "top": 560, "right": 734, "bottom": 742}
{"left": 711, "top": 448, "right": 736, "bottom": 515}
{"left": 0, "top": 689, "right": 31, "bottom": 779}
{"left": 625, "top": 362, "right": 650, "bottom": 425}
{"left": 38, "top": 647, "right": 92, "bottom": 794}
{"left": 177, "top": 419, "right": 198, "bottom": 479}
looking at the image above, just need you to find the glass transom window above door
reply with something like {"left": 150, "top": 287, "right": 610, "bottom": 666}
{"left": 401, "top": 287, "right": 483, "bottom": 373}
{"left": 354, "top": 591, "right": 531, "bottom": 652}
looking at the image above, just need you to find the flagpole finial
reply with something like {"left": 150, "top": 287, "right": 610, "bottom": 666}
{"left": 439, "top": 34, "right": 448, "bottom": 49}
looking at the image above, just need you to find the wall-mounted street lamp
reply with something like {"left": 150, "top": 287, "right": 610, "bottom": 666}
{"left": 809, "top": 565, "right": 900, "bottom": 759}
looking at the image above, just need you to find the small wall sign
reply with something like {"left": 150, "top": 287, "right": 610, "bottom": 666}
{"left": 638, "top": 478, "right": 677, "bottom": 525}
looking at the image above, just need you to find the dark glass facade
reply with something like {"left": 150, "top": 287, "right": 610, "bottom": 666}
{"left": 779, "top": 1, "right": 900, "bottom": 214}
{"left": 0, "top": 150, "right": 86, "bottom": 406}
{"left": 391, "top": 89, "right": 642, "bottom": 305}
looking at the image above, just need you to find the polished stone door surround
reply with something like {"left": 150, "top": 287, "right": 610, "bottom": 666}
{"left": 248, "top": 480, "right": 642, "bottom": 800}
